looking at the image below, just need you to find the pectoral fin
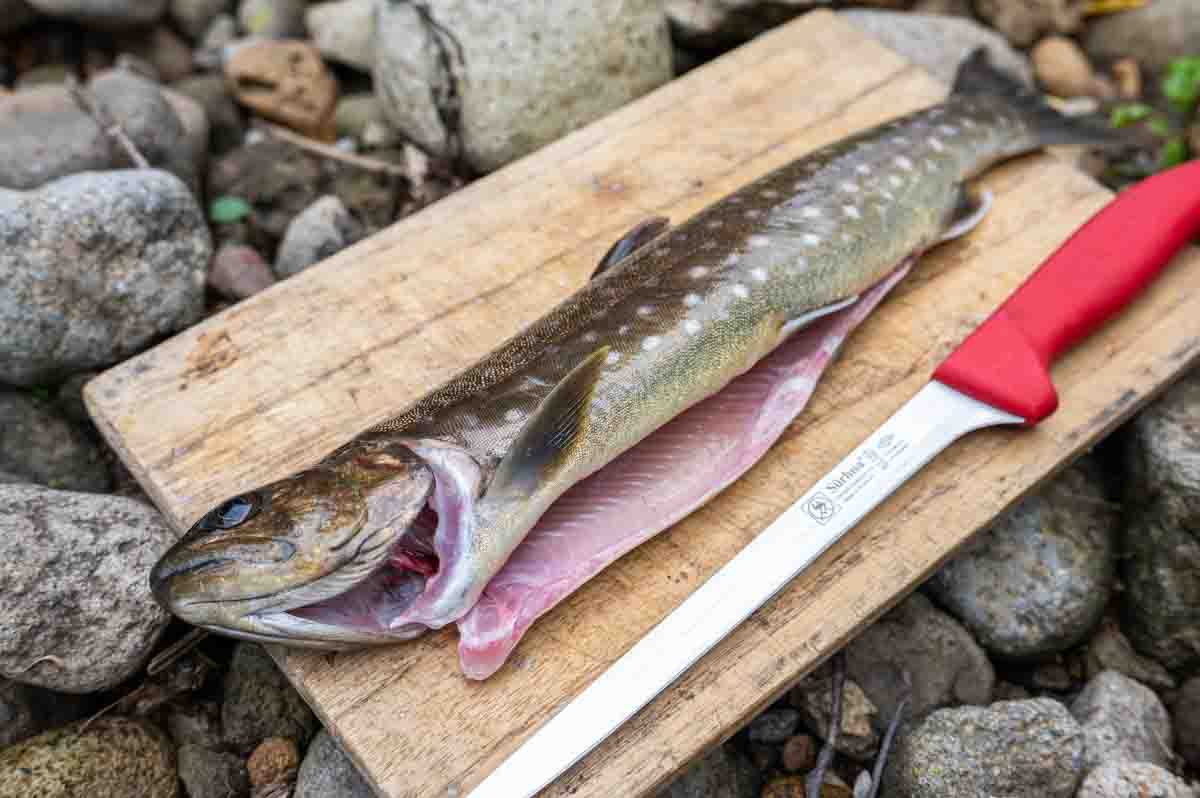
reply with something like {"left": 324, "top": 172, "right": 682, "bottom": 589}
{"left": 940, "top": 187, "right": 993, "bottom": 243}
{"left": 490, "top": 347, "right": 609, "bottom": 496}
{"left": 778, "top": 295, "right": 860, "bottom": 342}
{"left": 592, "top": 217, "right": 670, "bottom": 278}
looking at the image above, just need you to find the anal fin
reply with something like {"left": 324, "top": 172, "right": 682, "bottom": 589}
{"left": 940, "top": 187, "right": 993, "bottom": 243}
{"left": 489, "top": 347, "right": 610, "bottom": 496}
{"left": 592, "top": 217, "right": 670, "bottom": 278}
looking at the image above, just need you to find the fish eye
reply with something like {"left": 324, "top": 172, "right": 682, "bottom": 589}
{"left": 199, "top": 493, "right": 262, "bottom": 531}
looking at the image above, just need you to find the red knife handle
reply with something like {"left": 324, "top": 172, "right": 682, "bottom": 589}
{"left": 934, "top": 159, "right": 1200, "bottom": 425}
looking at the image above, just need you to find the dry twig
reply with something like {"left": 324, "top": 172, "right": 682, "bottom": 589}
{"left": 806, "top": 652, "right": 846, "bottom": 798}
{"left": 255, "top": 120, "right": 409, "bottom": 178}
{"left": 66, "top": 78, "right": 150, "bottom": 169}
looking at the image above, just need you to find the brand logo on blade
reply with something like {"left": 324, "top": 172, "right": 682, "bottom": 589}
{"left": 803, "top": 492, "right": 838, "bottom": 525}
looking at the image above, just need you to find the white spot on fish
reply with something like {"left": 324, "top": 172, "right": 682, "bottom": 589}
{"left": 855, "top": 164, "right": 871, "bottom": 175}
{"left": 895, "top": 156, "right": 914, "bottom": 171}
{"left": 689, "top": 266, "right": 708, "bottom": 279}
{"left": 504, "top": 409, "right": 524, "bottom": 423}
{"left": 840, "top": 181, "right": 859, "bottom": 193}
{"left": 761, "top": 189, "right": 780, "bottom": 199}
{"left": 750, "top": 267, "right": 768, "bottom": 282}
{"left": 938, "top": 124, "right": 957, "bottom": 136}
{"left": 642, "top": 336, "right": 661, "bottom": 351}
{"left": 802, "top": 206, "right": 822, "bottom": 219}
{"left": 582, "top": 331, "right": 598, "bottom": 343}
{"left": 748, "top": 235, "right": 770, "bottom": 249}
{"left": 605, "top": 351, "right": 621, "bottom": 365}
{"left": 732, "top": 284, "right": 749, "bottom": 298}
{"left": 618, "top": 324, "right": 631, "bottom": 335}
{"left": 843, "top": 205, "right": 861, "bottom": 219}
{"left": 684, "top": 293, "right": 701, "bottom": 307}
{"left": 683, "top": 319, "right": 702, "bottom": 335}
{"left": 745, "top": 208, "right": 762, "bottom": 219}
{"left": 706, "top": 219, "right": 723, "bottom": 229}
{"left": 654, "top": 247, "right": 669, "bottom": 257}
{"left": 700, "top": 240, "right": 718, "bottom": 251}
{"left": 637, "top": 305, "right": 655, "bottom": 317}
{"left": 928, "top": 137, "right": 945, "bottom": 152}
{"left": 880, "top": 189, "right": 895, "bottom": 201}
{"left": 802, "top": 233, "right": 821, "bottom": 246}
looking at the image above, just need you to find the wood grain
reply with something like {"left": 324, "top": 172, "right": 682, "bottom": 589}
{"left": 85, "top": 11, "right": 1200, "bottom": 798}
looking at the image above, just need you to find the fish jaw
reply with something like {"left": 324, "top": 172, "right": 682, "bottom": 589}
{"left": 150, "top": 441, "right": 436, "bottom": 646}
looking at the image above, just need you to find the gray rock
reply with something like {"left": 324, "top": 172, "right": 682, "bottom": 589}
{"left": 790, "top": 664, "right": 880, "bottom": 761}
{"left": 1085, "top": 0, "right": 1200, "bottom": 76}
{"left": 1071, "top": 670, "right": 1173, "bottom": 774}
{"left": 658, "top": 743, "right": 760, "bottom": 798}
{"left": 666, "top": 0, "right": 820, "bottom": 49}
{"left": 25, "top": 0, "right": 166, "bottom": 28}
{"left": 883, "top": 698, "right": 1083, "bottom": 798}
{"left": 845, "top": 592, "right": 994, "bottom": 724}
{"left": 0, "top": 679, "right": 93, "bottom": 747}
{"left": 172, "top": 74, "right": 245, "bottom": 153}
{"left": 0, "top": 169, "right": 209, "bottom": 387}
{"left": 1077, "top": 762, "right": 1198, "bottom": 798}
{"left": 747, "top": 708, "right": 800, "bottom": 745}
{"left": 334, "top": 93, "right": 399, "bottom": 147}
{"left": 162, "top": 86, "right": 210, "bottom": 185}
{"left": 166, "top": 700, "right": 224, "bottom": 749}
{"left": 0, "top": 69, "right": 197, "bottom": 191}
{"left": 238, "top": 0, "right": 305, "bottom": 37}
{"left": 222, "top": 643, "right": 318, "bottom": 749}
{"left": 0, "top": 484, "right": 175, "bottom": 693}
{"left": 1174, "top": 676, "right": 1200, "bottom": 770}
{"left": 295, "top": 729, "right": 374, "bottom": 798}
{"left": 178, "top": 743, "right": 251, "bottom": 798}
{"left": 974, "top": 0, "right": 1083, "bottom": 47}
{"left": 1123, "top": 373, "right": 1200, "bottom": 672}
{"left": 307, "top": 0, "right": 374, "bottom": 71}
{"left": 840, "top": 10, "right": 1034, "bottom": 88}
{"left": 275, "top": 195, "right": 363, "bottom": 278}
{"left": 0, "top": 0, "right": 37, "bottom": 36}
{"left": 171, "top": 0, "right": 231, "bottom": 39}
{"left": 0, "top": 717, "right": 177, "bottom": 798}
{"left": 116, "top": 26, "right": 194, "bottom": 83}
{"left": 0, "top": 391, "right": 109, "bottom": 493}
{"left": 927, "top": 462, "right": 1118, "bottom": 660}
{"left": 373, "top": 0, "right": 672, "bottom": 173}
{"left": 1085, "top": 618, "right": 1176, "bottom": 692}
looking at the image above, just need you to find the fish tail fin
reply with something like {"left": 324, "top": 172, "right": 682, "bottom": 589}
{"left": 952, "top": 47, "right": 1126, "bottom": 149}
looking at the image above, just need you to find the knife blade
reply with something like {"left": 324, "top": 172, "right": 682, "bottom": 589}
{"left": 467, "top": 158, "right": 1200, "bottom": 798}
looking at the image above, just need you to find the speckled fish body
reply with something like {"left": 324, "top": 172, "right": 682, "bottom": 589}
{"left": 150, "top": 52, "right": 1117, "bottom": 670}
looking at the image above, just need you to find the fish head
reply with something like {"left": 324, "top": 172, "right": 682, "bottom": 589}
{"left": 150, "top": 439, "right": 435, "bottom": 647}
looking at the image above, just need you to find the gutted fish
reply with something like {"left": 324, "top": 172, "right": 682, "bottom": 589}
{"left": 151, "top": 51, "right": 1119, "bottom": 673}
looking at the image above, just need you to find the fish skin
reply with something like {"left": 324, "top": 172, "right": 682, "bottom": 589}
{"left": 150, "top": 51, "right": 1116, "bottom": 652}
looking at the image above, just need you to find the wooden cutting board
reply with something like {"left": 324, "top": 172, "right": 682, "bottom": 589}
{"left": 85, "top": 10, "right": 1200, "bottom": 797}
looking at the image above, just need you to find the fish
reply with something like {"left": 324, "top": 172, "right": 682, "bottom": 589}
{"left": 150, "top": 50, "right": 1119, "bottom": 677}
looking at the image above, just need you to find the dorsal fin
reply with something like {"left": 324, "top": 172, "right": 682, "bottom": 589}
{"left": 489, "top": 347, "right": 609, "bottom": 496}
{"left": 591, "top": 217, "right": 670, "bottom": 278}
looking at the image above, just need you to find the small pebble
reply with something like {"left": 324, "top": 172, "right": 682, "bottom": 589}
{"left": 210, "top": 242, "right": 277, "bottom": 299}
{"left": 781, "top": 734, "right": 818, "bottom": 772}
{"left": 1110, "top": 57, "right": 1141, "bottom": 100}
{"left": 238, "top": 0, "right": 306, "bottom": 37}
{"left": 1076, "top": 762, "right": 1197, "bottom": 798}
{"left": 225, "top": 39, "right": 338, "bottom": 139}
{"left": 748, "top": 708, "right": 801, "bottom": 745}
{"left": 791, "top": 667, "right": 880, "bottom": 762}
{"left": 294, "top": 729, "right": 379, "bottom": 798}
{"left": 1070, "top": 670, "right": 1174, "bottom": 773}
{"left": 248, "top": 736, "right": 300, "bottom": 788}
{"left": 275, "top": 194, "right": 363, "bottom": 278}
{"left": 177, "top": 743, "right": 250, "bottom": 798}
{"left": 1031, "top": 35, "right": 1100, "bottom": 98}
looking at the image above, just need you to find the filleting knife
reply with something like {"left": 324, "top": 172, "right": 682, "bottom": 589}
{"left": 468, "top": 158, "right": 1200, "bottom": 798}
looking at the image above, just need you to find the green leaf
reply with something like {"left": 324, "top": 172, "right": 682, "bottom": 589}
{"left": 209, "top": 196, "right": 251, "bottom": 225}
{"left": 1162, "top": 56, "right": 1200, "bottom": 115}
{"left": 1110, "top": 102, "right": 1153, "bottom": 127}
{"left": 1157, "top": 136, "right": 1190, "bottom": 170}
{"left": 1147, "top": 117, "right": 1172, "bottom": 136}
